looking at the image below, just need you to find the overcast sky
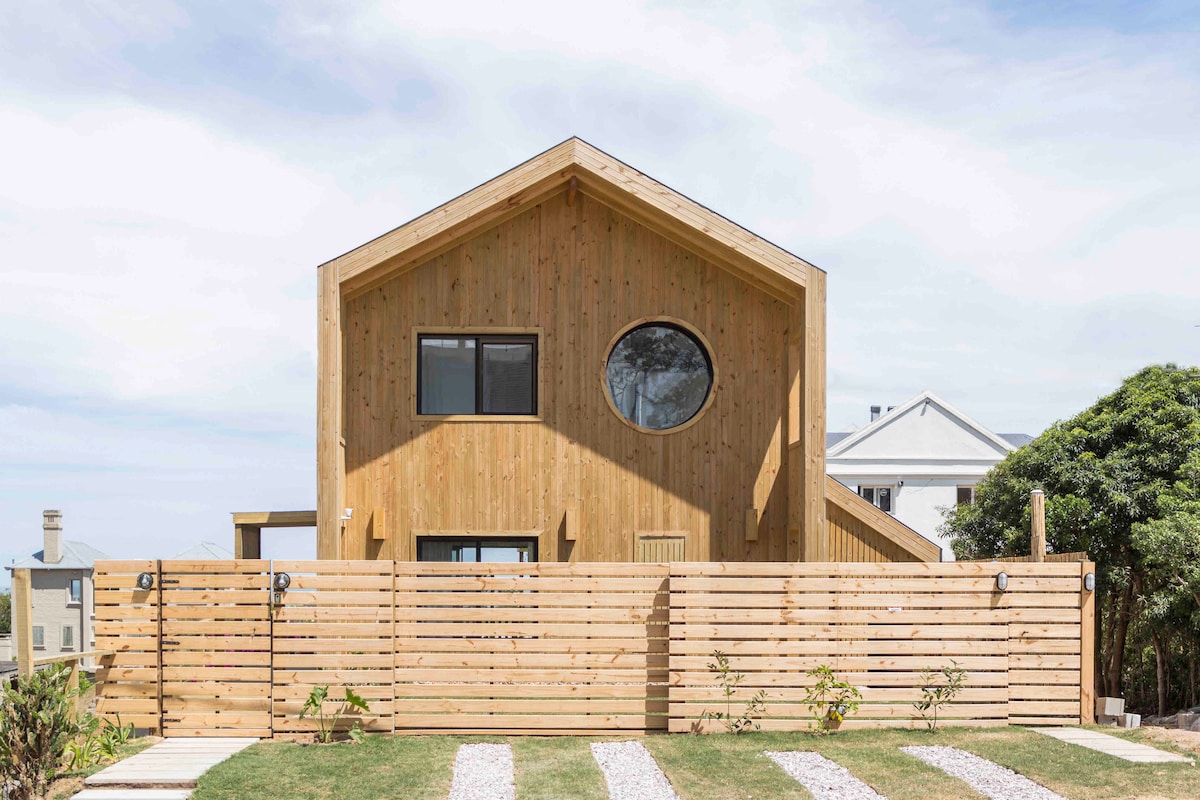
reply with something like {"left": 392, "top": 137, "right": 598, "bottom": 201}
{"left": 2, "top": 1, "right": 1197, "bottom": 583}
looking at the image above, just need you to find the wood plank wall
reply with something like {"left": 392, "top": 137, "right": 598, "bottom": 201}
{"left": 93, "top": 559, "right": 1093, "bottom": 736}
{"left": 341, "top": 191, "right": 793, "bottom": 562}
{"left": 393, "top": 562, "right": 670, "bottom": 734}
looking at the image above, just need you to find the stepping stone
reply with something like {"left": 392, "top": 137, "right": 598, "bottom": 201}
{"left": 73, "top": 792, "right": 192, "bottom": 800}
{"left": 1035, "top": 726, "right": 1193, "bottom": 764}
{"left": 591, "top": 741, "right": 681, "bottom": 800}
{"left": 902, "top": 745, "right": 1065, "bottom": 800}
{"left": 766, "top": 751, "right": 887, "bottom": 800}
{"left": 85, "top": 738, "right": 257, "bottom": 789}
{"left": 448, "top": 743, "right": 515, "bottom": 800}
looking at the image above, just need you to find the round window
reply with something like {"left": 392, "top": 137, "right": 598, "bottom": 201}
{"left": 605, "top": 322, "right": 714, "bottom": 431}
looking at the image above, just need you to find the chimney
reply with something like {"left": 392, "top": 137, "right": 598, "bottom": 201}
{"left": 870, "top": 405, "right": 881, "bottom": 422}
{"left": 43, "top": 509, "right": 63, "bottom": 564}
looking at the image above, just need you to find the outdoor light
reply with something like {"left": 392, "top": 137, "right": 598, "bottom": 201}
{"left": 995, "top": 572, "right": 1009, "bottom": 592}
{"left": 136, "top": 572, "right": 154, "bottom": 591}
{"left": 273, "top": 572, "right": 291, "bottom": 592}
{"left": 1084, "top": 572, "right": 1096, "bottom": 592}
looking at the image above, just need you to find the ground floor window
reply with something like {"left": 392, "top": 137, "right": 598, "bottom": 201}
{"left": 32, "top": 625, "right": 45, "bottom": 648}
{"left": 957, "top": 485, "right": 976, "bottom": 505}
{"left": 417, "top": 537, "right": 537, "bottom": 563}
{"left": 859, "top": 485, "right": 893, "bottom": 513}
{"left": 61, "top": 625, "right": 74, "bottom": 650}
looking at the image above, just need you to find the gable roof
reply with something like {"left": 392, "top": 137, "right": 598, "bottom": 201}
{"left": 7, "top": 539, "right": 110, "bottom": 571}
{"left": 324, "top": 137, "right": 820, "bottom": 302}
{"left": 827, "top": 390, "right": 1018, "bottom": 458}
{"left": 173, "top": 542, "right": 234, "bottom": 560}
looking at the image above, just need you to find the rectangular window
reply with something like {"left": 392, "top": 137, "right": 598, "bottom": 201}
{"left": 62, "top": 626, "right": 74, "bottom": 650}
{"left": 32, "top": 626, "right": 45, "bottom": 648}
{"left": 957, "top": 486, "right": 975, "bottom": 506}
{"left": 418, "top": 335, "right": 537, "bottom": 415}
{"left": 417, "top": 537, "right": 537, "bottom": 563}
{"left": 859, "top": 485, "right": 893, "bottom": 514}
{"left": 68, "top": 578, "right": 82, "bottom": 603}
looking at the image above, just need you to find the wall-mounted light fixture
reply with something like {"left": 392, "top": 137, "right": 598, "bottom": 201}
{"left": 273, "top": 572, "right": 291, "bottom": 592}
{"left": 995, "top": 572, "right": 1009, "bottom": 592}
{"left": 1084, "top": 572, "right": 1096, "bottom": 592}
{"left": 136, "top": 572, "right": 155, "bottom": 591}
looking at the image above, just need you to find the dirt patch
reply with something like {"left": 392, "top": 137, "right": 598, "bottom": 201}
{"left": 1136, "top": 726, "right": 1200, "bottom": 756}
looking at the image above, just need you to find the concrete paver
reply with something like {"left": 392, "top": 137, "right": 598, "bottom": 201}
{"left": 1035, "top": 727, "right": 1192, "bottom": 764}
{"left": 78, "top": 737, "right": 257, "bottom": 797}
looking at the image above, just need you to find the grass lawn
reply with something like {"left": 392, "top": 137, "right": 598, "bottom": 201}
{"left": 190, "top": 727, "right": 1198, "bottom": 800}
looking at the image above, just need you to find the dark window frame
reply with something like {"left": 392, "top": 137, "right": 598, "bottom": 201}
{"left": 416, "top": 537, "right": 539, "bottom": 563}
{"left": 417, "top": 333, "right": 538, "bottom": 416}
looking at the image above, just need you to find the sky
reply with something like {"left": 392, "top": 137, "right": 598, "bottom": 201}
{"left": 1, "top": 0, "right": 1198, "bottom": 585}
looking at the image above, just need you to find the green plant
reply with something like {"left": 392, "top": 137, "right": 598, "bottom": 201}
{"left": 698, "top": 650, "right": 767, "bottom": 733}
{"left": 803, "top": 665, "right": 861, "bottom": 734}
{"left": 299, "top": 685, "right": 370, "bottom": 743}
{"left": 913, "top": 660, "right": 967, "bottom": 731}
{"left": 0, "top": 664, "right": 89, "bottom": 799}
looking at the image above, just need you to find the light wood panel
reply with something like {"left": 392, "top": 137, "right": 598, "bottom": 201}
{"left": 339, "top": 192, "right": 794, "bottom": 562}
{"left": 271, "top": 561, "right": 394, "bottom": 735}
{"left": 158, "top": 560, "right": 271, "bottom": 737}
{"left": 94, "top": 560, "right": 161, "bottom": 731}
{"left": 393, "top": 562, "right": 669, "bottom": 735}
{"left": 667, "top": 562, "right": 1089, "bottom": 732}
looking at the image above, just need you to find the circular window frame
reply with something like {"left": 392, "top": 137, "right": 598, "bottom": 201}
{"left": 601, "top": 316, "right": 719, "bottom": 436}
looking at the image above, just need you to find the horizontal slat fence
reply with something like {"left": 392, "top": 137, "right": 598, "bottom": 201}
{"left": 394, "top": 563, "right": 670, "bottom": 734}
{"left": 94, "top": 560, "right": 161, "bottom": 731}
{"left": 92, "top": 559, "right": 1092, "bottom": 736}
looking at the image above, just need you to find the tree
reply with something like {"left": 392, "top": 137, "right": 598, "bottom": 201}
{"left": 0, "top": 589, "right": 10, "bottom": 636}
{"left": 942, "top": 364, "right": 1200, "bottom": 705}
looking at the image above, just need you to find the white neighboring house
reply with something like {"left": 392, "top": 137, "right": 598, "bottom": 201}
{"left": 5, "top": 510, "right": 110, "bottom": 665}
{"left": 826, "top": 391, "right": 1033, "bottom": 560}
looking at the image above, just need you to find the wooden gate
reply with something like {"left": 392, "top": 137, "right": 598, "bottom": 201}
{"left": 159, "top": 560, "right": 272, "bottom": 737}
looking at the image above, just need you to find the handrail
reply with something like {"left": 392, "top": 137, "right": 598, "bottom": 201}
{"left": 31, "top": 650, "right": 114, "bottom": 667}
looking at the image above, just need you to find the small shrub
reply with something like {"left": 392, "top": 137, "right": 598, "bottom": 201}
{"left": 299, "top": 685, "right": 370, "bottom": 743}
{"left": 913, "top": 660, "right": 967, "bottom": 732}
{"left": 803, "top": 665, "right": 861, "bottom": 734}
{"left": 699, "top": 650, "right": 768, "bottom": 733}
{"left": 0, "top": 664, "right": 88, "bottom": 799}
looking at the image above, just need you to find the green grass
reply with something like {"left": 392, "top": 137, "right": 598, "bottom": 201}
{"left": 189, "top": 727, "right": 1199, "bottom": 800}
{"left": 48, "top": 736, "right": 157, "bottom": 800}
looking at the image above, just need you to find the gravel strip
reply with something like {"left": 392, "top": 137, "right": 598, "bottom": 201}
{"left": 447, "top": 743, "right": 515, "bottom": 800}
{"left": 901, "top": 746, "right": 1066, "bottom": 800}
{"left": 766, "top": 751, "right": 888, "bottom": 800}
{"left": 591, "top": 741, "right": 681, "bottom": 800}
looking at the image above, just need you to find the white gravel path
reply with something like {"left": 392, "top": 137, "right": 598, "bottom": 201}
{"left": 591, "top": 741, "right": 681, "bottom": 800}
{"left": 766, "top": 751, "right": 888, "bottom": 800}
{"left": 447, "top": 743, "right": 515, "bottom": 800}
{"left": 901, "top": 746, "right": 1066, "bottom": 800}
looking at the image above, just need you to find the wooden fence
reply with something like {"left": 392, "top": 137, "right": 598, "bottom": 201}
{"left": 94, "top": 560, "right": 1094, "bottom": 736}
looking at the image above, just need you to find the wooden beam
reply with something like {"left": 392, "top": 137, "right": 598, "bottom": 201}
{"left": 12, "top": 568, "right": 33, "bottom": 678}
{"left": 232, "top": 510, "right": 318, "bottom": 528}
{"left": 563, "top": 507, "right": 577, "bottom": 542}
{"left": 566, "top": 175, "right": 578, "bottom": 207}
{"left": 369, "top": 508, "right": 386, "bottom": 542}
{"left": 801, "top": 271, "right": 828, "bottom": 561}
{"left": 234, "top": 525, "right": 261, "bottom": 559}
{"left": 317, "top": 262, "right": 343, "bottom": 560}
{"left": 1030, "top": 489, "right": 1046, "bottom": 562}
{"left": 745, "top": 506, "right": 759, "bottom": 543}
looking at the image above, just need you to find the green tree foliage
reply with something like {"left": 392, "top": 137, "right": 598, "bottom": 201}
{"left": 0, "top": 664, "right": 88, "bottom": 799}
{"left": 942, "top": 364, "right": 1200, "bottom": 711}
{"left": 0, "top": 590, "right": 10, "bottom": 635}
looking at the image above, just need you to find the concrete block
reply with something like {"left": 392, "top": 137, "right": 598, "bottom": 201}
{"left": 1096, "top": 696, "right": 1125, "bottom": 717}
{"left": 1120, "top": 713, "right": 1141, "bottom": 729}
{"left": 1098, "top": 713, "right": 1122, "bottom": 726}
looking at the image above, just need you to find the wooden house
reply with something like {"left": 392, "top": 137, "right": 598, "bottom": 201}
{"left": 316, "top": 138, "right": 937, "bottom": 564}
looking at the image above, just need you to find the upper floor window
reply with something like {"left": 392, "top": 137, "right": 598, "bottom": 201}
{"left": 605, "top": 321, "right": 714, "bottom": 432}
{"left": 418, "top": 334, "right": 537, "bottom": 416}
{"left": 68, "top": 578, "right": 82, "bottom": 604}
{"left": 859, "top": 485, "right": 893, "bottom": 514}
{"left": 957, "top": 486, "right": 975, "bottom": 506}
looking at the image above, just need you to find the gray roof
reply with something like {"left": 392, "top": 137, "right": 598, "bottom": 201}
{"left": 1000, "top": 433, "right": 1034, "bottom": 447}
{"left": 173, "top": 542, "right": 234, "bottom": 560}
{"left": 6, "top": 539, "right": 110, "bottom": 572}
{"left": 826, "top": 432, "right": 852, "bottom": 448}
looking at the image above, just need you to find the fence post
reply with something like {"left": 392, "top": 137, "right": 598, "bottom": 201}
{"left": 13, "top": 567, "right": 33, "bottom": 678}
{"left": 1080, "top": 561, "right": 1096, "bottom": 724}
{"left": 1030, "top": 490, "right": 1046, "bottom": 562}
